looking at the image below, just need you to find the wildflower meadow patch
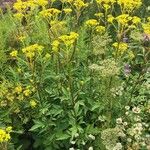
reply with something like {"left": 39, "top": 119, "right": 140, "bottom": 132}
{"left": 0, "top": 0, "right": 150, "bottom": 149}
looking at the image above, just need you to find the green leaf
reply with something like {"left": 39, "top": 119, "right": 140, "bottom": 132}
{"left": 56, "top": 133, "right": 70, "bottom": 141}
{"left": 29, "top": 121, "right": 45, "bottom": 131}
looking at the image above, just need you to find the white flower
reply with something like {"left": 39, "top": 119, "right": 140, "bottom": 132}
{"left": 125, "top": 111, "right": 129, "bottom": 115}
{"left": 118, "top": 131, "right": 126, "bottom": 137}
{"left": 82, "top": 141, "right": 86, "bottom": 145}
{"left": 88, "top": 147, "right": 93, "bottom": 150}
{"left": 74, "top": 133, "right": 79, "bottom": 137}
{"left": 125, "top": 106, "right": 130, "bottom": 110}
{"left": 69, "top": 148, "right": 75, "bottom": 150}
{"left": 70, "top": 141, "right": 76, "bottom": 144}
{"left": 116, "top": 118, "right": 122, "bottom": 124}
{"left": 147, "top": 145, "right": 150, "bottom": 149}
{"left": 132, "top": 107, "right": 141, "bottom": 114}
{"left": 113, "top": 143, "right": 123, "bottom": 150}
{"left": 123, "top": 122, "right": 128, "bottom": 126}
{"left": 127, "top": 138, "right": 132, "bottom": 142}
{"left": 88, "top": 134, "right": 95, "bottom": 140}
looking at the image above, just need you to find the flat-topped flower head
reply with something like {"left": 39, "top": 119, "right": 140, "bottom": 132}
{"left": 10, "top": 50, "right": 18, "bottom": 57}
{"left": 40, "top": 8, "right": 61, "bottom": 18}
{"left": 117, "top": 0, "right": 142, "bottom": 12}
{"left": 58, "top": 32, "right": 79, "bottom": 47}
{"left": 22, "top": 44, "right": 44, "bottom": 59}
{"left": 85, "top": 19, "right": 99, "bottom": 27}
{"left": 73, "top": 0, "right": 88, "bottom": 10}
{"left": 142, "top": 23, "right": 150, "bottom": 35}
{"left": 63, "top": 8, "right": 72, "bottom": 14}
{"left": 116, "top": 14, "right": 132, "bottom": 26}
{"left": 0, "top": 127, "right": 12, "bottom": 142}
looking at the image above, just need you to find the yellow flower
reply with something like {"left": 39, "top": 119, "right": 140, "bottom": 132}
{"left": 73, "top": 0, "right": 88, "bottom": 10}
{"left": 96, "top": 0, "right": 116, "bottom": 4}
{"left": 10, "top": 50, "right": 18, "bottom": 57}
{"left": 52, "top": 40, "right": 60, "bottom": 52}
{"left": 103, "top": 4, "right": 111, "bottom": 10}
{"left": 107, "top": 15, "right": 115, "bottom": 23}
{"left": 30, "top": 100, "right": 37, "bottom": 108}
{"left": 61, "top": 0, "right": 74, "bottom": 3}
{"left": 116, "top": 14, "right": 132, "bottom": 25}
{"left": 23, "top": 89, "right": 31, "bottom": 97}
{"left": 70, "top": 32, "right": 79, "bottom": 39}
{"left": 117, "top": 0, "right": 142, "bottom": 11}
{"left": 132, "top": 16, "right": 141, "bottom": 24}
{"left": 85, "top": 19, "right": 99, "bottom": 27}
{"left": 142, "top": 23, "right": 150, "bottom": 35}
{"left": 40, "top": 8, "right": 61, "bottom": 18}
{"left": 113, "top": 42, "right": 128, "bottom": 55}
{"left": 95, "top": 26, "right": 105, "bottom": 33}
{"left": 63, "top": 8, "right": 72, "bottom": 13}
{"left": 13, "top": 0, "right": 37, "bottom": 12}
{"left": 18, "top": 35, "right": 27, "bottom": 42}
{"left": 13, "top": 13, "right": 24, "bottom": 20}
{"left": 15, "top": 85, "right": 22, "bottom": 94}
{"left": 94, "top": 13, "right": 104, "bottom": 18}
{"left": 59, "top": 32, "right": 79, "bottom": 47}
{"left": 0, "top": 128, "right": 11, "bottom": 142}
{"left": 22, "top": 44, "right": 44, "bottom": 59}
{"left": 35, "top": 0, "right": 48, "bottom": 7}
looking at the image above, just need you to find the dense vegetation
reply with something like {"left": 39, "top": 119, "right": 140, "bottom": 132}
{"left": 0, "top": 0, "right": 150, "bottom": 150}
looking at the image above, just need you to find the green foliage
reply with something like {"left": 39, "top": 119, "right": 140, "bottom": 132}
{"left": 0, "top": 0, "right": 150, "bottom": 150}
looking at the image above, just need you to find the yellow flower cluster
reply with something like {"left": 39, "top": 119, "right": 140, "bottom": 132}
{"left": 132, "top": 16, "right": 141, "bottom": 24}
{"left": 40, "top": 8, "right": 61, "bottom": 18}
{"left": 142, "top": 20, "right": 150, "bottom": 35}
{"left": 95, "top": 13, "right": 104, "bottom": 18}
{"left": 0, "top": 127, "right": 12, "bottom": 143}
{"left": 34, "top": 0, "right": 48, "bottom": 7}
{"left": 30, "top": 100, "right": 37, "bottom": 108}
{"left": 23, "top": 86, "right": 35, "bottom": 97}
{"left": 0, "top": 81, "right": 36, "bottom": 107}
{"left": 117, "top": 0, "right": 142, "bottom": 11}
{"left": 13, "top": 0, "right": 36, "bottom": 12}
{"left": 13, "top": 0, "right": 49, "bottom": 20}
{"left": 22, "top": 44, "right": 44, "bottom": 59}
{"left": 10, "top": 50, "right": 18, "bottom": 57}
{"left": 85, "top": 19, "right": 99, "bottom": 27}
{"left": 15, "top": 85, "right": 23, "bottom": 94}
{"left": 63, "top": 8, "right": 72, "bottom": 14}
{"left": 73, "top": 0, "right": 88, "bottom": 10}
{"left": 58, "top": 32, "right": 79, "bottom": 47}
{"left": 96, "top": 0, "right": 115, "bottom": 10}
{"left": 13, "top": 13, "right": 24, "bottom": 20}
{"left": 96, "top": 26, "right": 105, "bottom": 33}
{"left": 0, "top": 82, "right": 15, "bottom": 106}
{"left": 107, "top": 15, "right": 115, "bottom": 23}
{"left": 60, "top": 0, "right": 73, "bottom": 3}
{"left": 14, "top": 0, "right": 48, "bottom": 12}
{"left": 107, "top": 14, "right": 141, "bottom": 28}
{"left": 52, "top": 40, "right": 60, "bottom": 52}
{"left": 116, "top": 14, "right": 132, "bottom": 26}
{"left": 96, "top": 0, "right": 116, "bottom": 4}
{"left": 113, "top": 42, "right": 128, "bottom": 55}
